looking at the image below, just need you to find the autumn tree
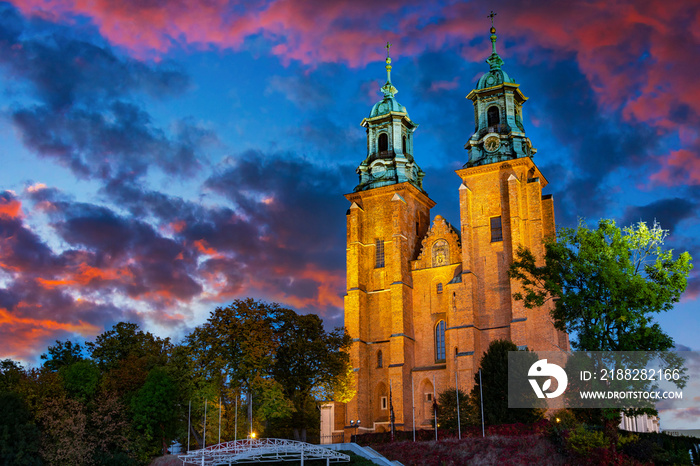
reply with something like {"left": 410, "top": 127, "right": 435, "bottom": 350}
{"left": 509, "top": 220, "right": 692, "bottom": 352}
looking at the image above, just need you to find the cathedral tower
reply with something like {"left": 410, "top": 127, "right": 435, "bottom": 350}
{"left": 344, "top": 43, "right": 435, "bottom": 435}
{"left": 330, "top": 24, "right": 568, "bottom": 443}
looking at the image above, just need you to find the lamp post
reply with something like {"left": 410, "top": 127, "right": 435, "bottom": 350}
{"left": 350, "top": 420, "right": 355, "bottom": 443}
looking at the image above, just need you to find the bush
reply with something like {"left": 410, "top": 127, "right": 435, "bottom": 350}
{"left": 565, "top": 425, "right": 607, "bottom": 456}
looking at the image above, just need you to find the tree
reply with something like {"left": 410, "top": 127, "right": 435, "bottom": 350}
{"left": 60, "top": 360, "right": 100, "bottom": 401}
{"left": 470, "top": 340, "right": 543, "bottom": 425}
{"left": 40, "top": 340, "right": 84, "bottom": 372}
{"left": 436, "top": 388, "right": 473, "bottom": 433}
{"left": 131, "top": 367, "right": 177, "bottom": 461}
{"left": 509, "top": 220, "right": 692, "bottom": 352}
{"left": 87, "top": 322, "right": 171, "bottom": 372}
{"left": 271, "top": 309, "right": 351, "bottom": 441}
{"left": 186, "top": 299, "right": 282, "bottom": 437}
{"left": 0, "top": 392, "right": 42, "bottom": 466}
{"left": 0, "top": 359, "right": 24, "bottom": 393}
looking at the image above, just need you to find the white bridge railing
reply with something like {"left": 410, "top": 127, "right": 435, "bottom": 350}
{"left": 178, "top": 438, "right": 351, "bottom": 465}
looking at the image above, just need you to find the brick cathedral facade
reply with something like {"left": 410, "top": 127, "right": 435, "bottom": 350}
{"left": 321, "top": 26, "right": 569, "bottom": 441}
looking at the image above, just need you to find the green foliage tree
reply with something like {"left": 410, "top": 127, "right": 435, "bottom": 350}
{"left": 60, "top": 360, "right": 100, "bottom": 401}
{"left": 509, "top": 220, "right": 693, "bottom": 352}
{"left": 436, "top": 388, "right": 473, "bottom": 433}
{"left": 271, "top": 309, "right": 351, "bottom": 441}
{"left": 87, "top": 322, "right": 171, "bottom": 372}
{"left": 131, "top": 367, "right": 177, "bottom": 461}
{"left": 40, "top": 340, "right": 84, "bottom": 372}
{"left": 0, "top": 392, "right": 42, "bottom": 466}
{"left": 0, "top": 359, "right": 24, "bottom": 392}
{"left": 470, "top": 340, "right": 543, "bottom": 425}
{"left": 186, "top": 298, "right": 282, "bottom": 437}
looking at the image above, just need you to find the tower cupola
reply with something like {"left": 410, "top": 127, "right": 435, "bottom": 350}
{"left": 464, "top": 14, "right": 536, "bottom": 167}
{"left": 354, "top": 43, "right": 425, "bottom": 192}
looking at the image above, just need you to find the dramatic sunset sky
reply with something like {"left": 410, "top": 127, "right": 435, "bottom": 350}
{"left": 1, "top": 0, "right": 699, "bottom": 428}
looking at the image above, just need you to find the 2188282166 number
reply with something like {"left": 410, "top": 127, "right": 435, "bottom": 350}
{"left": 600, "top": 368, "right": 681, "bottom": 381}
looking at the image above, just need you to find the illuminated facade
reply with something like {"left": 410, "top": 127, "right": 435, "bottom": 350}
{"left": 324, "top": 26, "right": 569, "bottom": 441}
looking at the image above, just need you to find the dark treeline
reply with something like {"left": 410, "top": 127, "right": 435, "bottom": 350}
{"left": 0, "top": 298, "right": 353, "bottom": 465}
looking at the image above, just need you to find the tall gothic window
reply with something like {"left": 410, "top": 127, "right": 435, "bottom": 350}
{"left": 435, "top": 320, "right": 446, "bottom": 362}
{"left": 375, "top": 238, "right": 385, "bottom": 268}
{"left": 377, "top": 350, "right": 383, "bottom": 368}
{"left": 487, "top": 106, "right": 500, "bottom": 128}
{"left": 490, "top": 216, "right": 503, "bottom": 242}
{"left": 378, "top": 133, "right": 389, "bottom": 152}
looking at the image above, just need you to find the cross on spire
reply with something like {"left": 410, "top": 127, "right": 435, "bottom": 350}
{"left": 487, "top": 10, "right": 497, "bottom": 27}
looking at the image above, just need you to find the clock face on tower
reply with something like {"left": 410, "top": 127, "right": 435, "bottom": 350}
{"left": 484, "top": 135, "right": 501, "bottom": 152}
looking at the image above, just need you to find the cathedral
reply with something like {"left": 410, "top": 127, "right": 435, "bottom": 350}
{"left": 321, "top": 23, "right": 569, "bottom": 441}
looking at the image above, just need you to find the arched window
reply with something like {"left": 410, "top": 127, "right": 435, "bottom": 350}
{"left": 377, "top": 350, "right": 383, "bottom": 368}
{"left": 487, "top": 106, "right": 500, "bottom": 127}
{"left": 378, "top": 133, "right": 389, "bottom": 152}
{"left": 436, "top": 283, "right": 443, "bottom": 294}
{"left": 402, "top": 135, "right": 407, "bottom": 154}
{"left": 435, "top": 320, "right": 446, "bottom": 362}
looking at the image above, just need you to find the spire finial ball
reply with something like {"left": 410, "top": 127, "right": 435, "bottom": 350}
{"left": 490, "top": 26, "right": 496, "bottom": 34}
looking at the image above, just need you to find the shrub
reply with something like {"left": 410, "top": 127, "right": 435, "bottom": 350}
{"left": 565, "top": 425, "right": 607, "bottom": 456}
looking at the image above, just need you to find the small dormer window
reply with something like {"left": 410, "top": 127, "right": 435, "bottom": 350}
{"left": 487, "top": 106, "right": 500, "bottom": 128}
{"left": 378, "top": 133, "right": 389, "bottom": 152}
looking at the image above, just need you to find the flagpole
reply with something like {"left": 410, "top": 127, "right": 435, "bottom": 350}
{"left": 187, "top": 400, "right": 191, "bottom": 452}
{"left": 235, "top": 394, "right": 238, "bottom": 441}
{"left": 204, "top": 399, "right": 207, "bottom": 449}
{"left": 411, "top": 375, "right": 415, "bottom": 442}
{"left": 479, "top": 369, "right": 485, "bottom": 437}
{"left": 455, "top": 355, "right": 461, "bottom": 439}
{"left": 218, "top": 397, "right": 221, "bottom": 445}
{"left": 389, "top": 380, "right": 395, "bottom": 442}
{"left": 433, "top": 374, "right": 437, "bottom": 442}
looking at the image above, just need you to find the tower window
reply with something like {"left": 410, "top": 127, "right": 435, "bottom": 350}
{"left": 375, "top": 238, "right": 385, "bottom": 268}
{"left": 377, "top": 350, "right": 383, "bottom": 368}
{"left": 402, "top": 135, "right": 407, "bottom": 154}
{"left": 381, "top": 396, "right": 388, "bottom": 410}
{"left": 378, "top": 133, "right": 389, "bottom": 152}
{"left": 487, "top": 106, "right": 500, "bottom": 128}
{"left": 437, "top": 283, "right": 443, "bottom": 294}
{"left": 435, "top": 320, "right": 446, "bottom": 363}
{"left": 490, "top": 216, "right": 503, "bottom": 242}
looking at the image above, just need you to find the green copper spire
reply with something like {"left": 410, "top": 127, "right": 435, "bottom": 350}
{"left": 381, "top": 42, "right": 398, "bottom": 97}
{"left": 486, "top": 11, "right": 504, "bottom": 70}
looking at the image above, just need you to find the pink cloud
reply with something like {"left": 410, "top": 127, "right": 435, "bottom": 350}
{"left": 650, "top": 149, "right": 700, "bottom": 186}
